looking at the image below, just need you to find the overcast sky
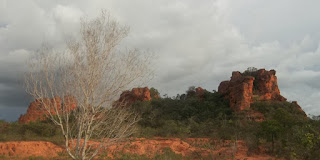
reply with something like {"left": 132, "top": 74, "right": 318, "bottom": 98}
{"left": 1, "top": 0, "right": 320, "bottom": 121}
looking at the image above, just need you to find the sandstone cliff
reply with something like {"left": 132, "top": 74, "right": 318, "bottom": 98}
{"left": 116, "top": 87, "right": 156, "bottom": 107}
{"left": 218, "top": 71, "right": 255, "bottom": 112}
{"left": 195, "top": 87, "right": 205, "bottom": 100}
{"left": 218, "top": 69, "right": 287, "bottom": 112}
{"left": 18, "top": 96, "right": 76, "bottom": 124}
{"left": 19, "top": 87, "right": 156, "bottom": 123}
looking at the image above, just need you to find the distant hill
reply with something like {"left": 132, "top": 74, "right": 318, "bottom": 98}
{"left": 8, "top": 68, "right": 319, "bottom": 159}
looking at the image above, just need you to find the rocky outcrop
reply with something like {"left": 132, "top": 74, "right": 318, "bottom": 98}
{"left": 218, "top": 69, "right": 287, "bottom": 112}
{"left": 117, "top": 87, "right": 154, "bottom": 107}
{"left": 20, "top": 87, "right": 155, "bottom": 123}
{"left": 195, "top": 87, "right": 205, "bottom": 100}
{"left": 18, "top": 96, "right": 76, "bottom": 124}
{"left": 254, "top": 69, "right": 286, "bottom": 101}
{"left": 218, "top": 71, "right": 255, "bottom": 112}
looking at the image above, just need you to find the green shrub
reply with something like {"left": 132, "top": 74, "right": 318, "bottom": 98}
{"left": 0, "top": 120, "right": 63, "bottom": 144}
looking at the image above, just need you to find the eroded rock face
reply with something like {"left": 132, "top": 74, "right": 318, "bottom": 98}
{"left": 18, "top": 96, "right": 77, "bottom": 124}
{"left": 255, "top": 69, "right": 286, "bottom": 101}
{"left": 195, "top": 87, "right": 205, "bottom": 100}
{"left": 20, "top": 87, "right": 154, "bottom": 123}
{"left": 218, "top": 71, "right": 255, "bottom": 112}
{"left": 218, "top": 69, "right": 286, "bottom": 112}
{"left": 117, "top": 87, "right": 153, "bottom": 107}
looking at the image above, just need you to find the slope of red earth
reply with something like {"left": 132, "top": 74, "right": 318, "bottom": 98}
{"left": 0, "top": 141, "right": 63, "bottom": 158}
{"left": 0, "top": 138, "right": 279, "bottom": 160}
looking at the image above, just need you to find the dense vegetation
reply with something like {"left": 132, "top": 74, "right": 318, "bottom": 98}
{"left": 1, "top": 86, "right": 320, "bottom": 159}
{"left": 0, "top": 119, "right": 63, "bottom": 145}
{"left": 132, "top": 88, "right": 232, "bottom": 138}
{"left": 130, "top": 87, "right": 320, "bottom": 160}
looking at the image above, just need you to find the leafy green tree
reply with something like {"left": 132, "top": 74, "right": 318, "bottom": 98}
{"left": 186, "top": 86, "right": 196, "bottom": 98}
{"left": 260, "top": 120, "right": 283, "bottom": 153}
{"left": 242, "top": 67, "right": 258, "bottom": 76}
{"left": 150, "top": 87, "right": 160, "bottom": 98}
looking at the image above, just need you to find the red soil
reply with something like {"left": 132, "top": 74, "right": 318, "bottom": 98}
{"left": 0, "top": 141, "right": 63, "bottom": 158}
{"left": 0, "top": 138, "right": 278, "bottom": 160}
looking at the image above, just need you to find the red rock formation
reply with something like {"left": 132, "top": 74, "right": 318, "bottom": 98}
{"left": 195, "top": 87, "right": 205, "bottom": 100}
{"left": 218, "top": 69, "right": 287, "bottom": 112}
{"left": 18, "top": 96, "right": 77, "bottom": 124}
{"left": 255, "top": 69, "right": 286, "bottom": 101}
{"left": 218, "top": 71, "right": 255, "bottom": 112}
{"left": 117, "top": 87, "right": 153, "bottom": 107}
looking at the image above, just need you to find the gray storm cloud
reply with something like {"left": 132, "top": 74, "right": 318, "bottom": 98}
{"left": 0, "top": 0, "right": 319, "bottom": 121}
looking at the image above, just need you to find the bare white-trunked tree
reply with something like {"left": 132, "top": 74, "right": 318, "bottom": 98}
{"left": 25, "top": 11, "right": 152, "bottom": 160}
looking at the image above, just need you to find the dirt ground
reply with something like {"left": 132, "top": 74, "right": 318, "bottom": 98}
{"left": 0, "top": 138, "right": 278, "bottom": 159}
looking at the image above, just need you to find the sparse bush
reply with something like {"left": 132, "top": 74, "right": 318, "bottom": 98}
{"left": 242, "top": 67, "right": 258, "bottom": 77}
